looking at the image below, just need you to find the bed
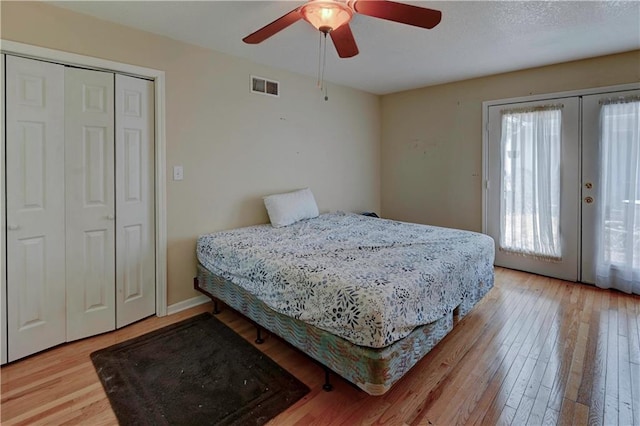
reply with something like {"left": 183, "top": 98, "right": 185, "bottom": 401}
{"left": 195, "top": 212, "right": 494, "bottom": 395}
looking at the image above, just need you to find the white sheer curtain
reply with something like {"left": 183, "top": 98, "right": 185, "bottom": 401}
{"left": 500, "top": 106, "right": 562, "bottom": 261}
{"left": 596, "top": 99, "right": 640, "bottom": 294}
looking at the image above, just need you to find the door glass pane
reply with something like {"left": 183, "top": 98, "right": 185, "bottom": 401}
{"left": 499, "top": 106, "right": 562, "bottom": 260}
{"left": 596, "top": 99, "right": 640, "bottom": 291}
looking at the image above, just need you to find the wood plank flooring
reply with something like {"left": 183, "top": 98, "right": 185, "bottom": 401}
{"left": 1, "top": 267, "right": 638, "bottom": 425}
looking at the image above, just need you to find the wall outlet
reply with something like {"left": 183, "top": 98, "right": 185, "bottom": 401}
{"left": 173, "top": 165, "right": 184, "bottom": 181}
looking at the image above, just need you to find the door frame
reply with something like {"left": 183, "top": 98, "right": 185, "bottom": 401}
{"left": 1, "top": 40, "right": 168, "bottom": 316}
{"left": 1, "top": 54, "right": 5, "bottom": 364}
{"left": 482, "top": 82, "right": 640, "bottom": 281}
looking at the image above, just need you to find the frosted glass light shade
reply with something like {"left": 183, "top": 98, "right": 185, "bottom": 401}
{"left": 301, "top": 1, "right": 353, "bottom": 32}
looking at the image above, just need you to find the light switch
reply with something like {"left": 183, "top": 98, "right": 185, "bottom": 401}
{"left": 173, "top": 165, "right": 184, "bottom": 181}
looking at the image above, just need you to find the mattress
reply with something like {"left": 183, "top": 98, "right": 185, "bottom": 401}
{"left": 196, "top": 212, "right": 495, "bottom": 348}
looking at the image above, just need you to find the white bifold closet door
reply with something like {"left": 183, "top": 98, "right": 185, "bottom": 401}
{"left": 65, "top": 68, "right": 116, "bottom": 341}
{"left": 115, "top": 74, "right": 155, "bottom": 328}
{"left": 4, "top": 56, "right": 156, "bottom": 361}
{"left": 5, "top": 56, "right": 67, "bottom": 361}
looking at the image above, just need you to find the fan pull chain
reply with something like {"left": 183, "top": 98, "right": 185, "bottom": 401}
{"left": 321, "top": 32, "right": 328, "bottom": 101}
{"left": 317, "top": 32, "right": 323, "bottom": 89}
{"left": 315, "top": 31, "right": 330, "bottom": 101}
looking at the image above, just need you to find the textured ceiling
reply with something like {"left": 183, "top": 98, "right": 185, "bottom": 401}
{"left": 52, "top": 1, "right": 640, "bottom": 95}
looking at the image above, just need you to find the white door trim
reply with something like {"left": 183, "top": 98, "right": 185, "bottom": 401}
{"left": 482, "top": 82, "right": 640, "bottom": 236}
{"left": 0, "top": 54, "right": 5, "bottom": 364}
{"left": 1, "top": 40, "right": 168, "bottom": 316}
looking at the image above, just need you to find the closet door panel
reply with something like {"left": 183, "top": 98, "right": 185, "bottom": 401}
{"left": 65, "top": 68, "right": 116, "bottom": 341}
{"left": 5, "top": 55, "right": 66, "bottom": 361}
{"left": 115, "top": 75, "right": 155, "bottom": 327}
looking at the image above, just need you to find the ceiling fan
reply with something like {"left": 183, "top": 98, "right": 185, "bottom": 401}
{"left": 243, "top": 0, "right": 442, "bottom": 58}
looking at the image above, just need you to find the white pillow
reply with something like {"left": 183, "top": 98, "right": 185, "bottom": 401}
{"left": 263, "top": 188, "right": 319, "bottom": 228}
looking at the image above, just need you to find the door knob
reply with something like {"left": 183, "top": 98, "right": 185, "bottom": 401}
{"left": 584, "top": 196, "right": 594, "bottom": 204}
{"left": 7, "top": 224, "right": 19, "bottom": 230}
{"left": 106, "top": 214, "right": 115, "bottom": 220}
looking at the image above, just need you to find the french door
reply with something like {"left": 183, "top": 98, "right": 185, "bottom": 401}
{"left": 487, "top": 89, "right": 640, "bottom": 289}
{"left": 582, "top": 90, "right": 640, "bottom": 293}
{"left": 487, "top": 98, "right": 580, "bottom": 281}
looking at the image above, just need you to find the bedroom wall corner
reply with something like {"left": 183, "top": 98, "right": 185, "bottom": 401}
{"left": 380, "top": 50, "right": 640, "bottom": 232}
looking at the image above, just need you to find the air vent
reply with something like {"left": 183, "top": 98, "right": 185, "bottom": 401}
{"left": 251, "top": 75, "right": 279, "bottom": 97}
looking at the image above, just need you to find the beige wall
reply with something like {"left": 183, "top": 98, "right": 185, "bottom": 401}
{"left": 381, "top": 50, "right": 640, "bottom": 232}
{"left": 0, "top": 2, "right": 381, "bottom": 306}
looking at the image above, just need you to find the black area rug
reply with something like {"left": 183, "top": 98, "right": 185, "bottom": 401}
{"left": 91, "top": 313, "right": 309, "bottom": 426}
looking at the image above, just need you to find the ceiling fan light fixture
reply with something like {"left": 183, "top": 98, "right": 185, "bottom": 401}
{"left": 300, "top": 0, "right": 353, "bottom": 33}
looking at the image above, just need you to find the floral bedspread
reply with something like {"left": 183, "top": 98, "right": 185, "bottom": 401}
{"left": 197, "top": 213, "right": 495, "bottom": 348}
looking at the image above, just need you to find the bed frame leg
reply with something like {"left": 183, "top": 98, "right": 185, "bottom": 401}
{"left": 255, "top": 327, "right": 264, "bottom": 344}
{"left": 195, "top": 276, "right": 222, "bottom": 315}
{"left": 322, "top": 367, "right": 333, "bottom": 392}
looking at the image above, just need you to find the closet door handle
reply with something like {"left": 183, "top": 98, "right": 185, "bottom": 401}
{"left": 7, "top": 224, "right": 20, "bottom": 231}
{"left": 106, "top": 214, "right": 115, "bottom": 220}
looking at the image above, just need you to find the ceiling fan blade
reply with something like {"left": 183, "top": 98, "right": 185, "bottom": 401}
{"left": 243, "top": 8, "right": 303, "bottom": 44}
{"left": 352, "top": 0, "right": 442, "bottom": 29}
{"left": 330, "top": 24, "right": 359, "bottom": 58}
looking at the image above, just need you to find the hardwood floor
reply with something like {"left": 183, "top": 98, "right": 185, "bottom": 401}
{"left": 1, "top": 267, "right": 639, "bottom": 425}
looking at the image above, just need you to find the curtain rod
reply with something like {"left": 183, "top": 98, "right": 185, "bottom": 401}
{"left": 501, "top": 104, "right": 564, "bottom": 114}
{"left": 600, "top": 95, "right": 640, "bottom": 105}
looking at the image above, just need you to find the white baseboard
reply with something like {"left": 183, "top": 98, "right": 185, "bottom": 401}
{"left": 166, "top": 295, "right": 210, "bottom": 316}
